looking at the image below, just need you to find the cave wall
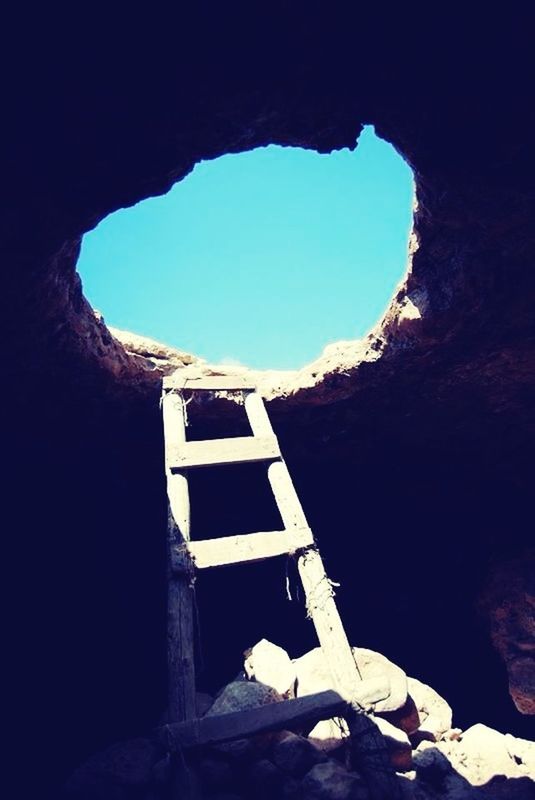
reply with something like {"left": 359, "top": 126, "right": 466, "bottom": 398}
{"left": 2, "top": 8, "right": 535, "bottom": 797}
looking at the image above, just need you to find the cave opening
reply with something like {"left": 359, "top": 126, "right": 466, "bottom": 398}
{"left": 77, "top": 126, "right": 414, "bottom": 371}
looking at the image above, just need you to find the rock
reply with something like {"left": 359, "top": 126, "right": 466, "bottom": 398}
{"left": 196, "top": 754, "right": 235, "bottom": 791}
{"left": 373, "top": 716, "right": 413, "bottom": 772}
{"left": 244, "top": 639, "right": 297, "bottom": 697}
{"left": 478, "top": 551, "right": 535, "bottom": 715}
{"left": 413, "top": 742, "right": 452, "bottom": 785}
{"left": 294, "top": 647, "right": 407, "bottom": 714}
{"left": 196, "top": 690, "right": 215, "bottom": 716}
{"left": 301, "top": 761, "right": 369, "bottom": 800}
{"left": 246, "top": 758, "right": 286, "bottom": 798}
{"left": 414, "top": 725, "right": 535, "bottom": 794}
{"left": 271, "top": 730, "right": 325, "bottom": 777}
{"left": 208, "top": 680, "right": 283, "bottom": 759}
{"left": 208, "top": 680, "right": 283, "bottom": 715}
{"left": 505, "top": 733, "right": 535, "bottom": 777}
{"left": 307, "top": 718, "right": 350, "bottom": 753}
{"left": 407, "top": 677, "right": 453, "bottom": 742}
{"left": 377, "top": 695, "right": 420, "bottom": 736}
{"left": 457, "top": 723, "right": 523, "bottom": 784}
{"left": 64, "top": 738, "right": 158, "bottom": 798}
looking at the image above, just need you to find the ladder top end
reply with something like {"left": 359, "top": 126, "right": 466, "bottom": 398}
{"left": 163, "top": 375, "right": 257, "bottom": 391}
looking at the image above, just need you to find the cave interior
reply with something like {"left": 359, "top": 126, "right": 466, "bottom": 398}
{"left": 3, "top": 8, "right": 535, "bottom": 796}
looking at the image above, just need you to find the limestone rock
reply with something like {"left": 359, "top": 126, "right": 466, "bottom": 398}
{"left": 505, "top": 733, "right": 535, "bottom": 777}
{"left": 414, "top": 725, "right": 535, "bottom": 793}
{"left": 301, "top": 761, "right": 369, "bottom": 800}
{"left": 64, "top": 738, "right": 158, "bottom": 798}
{"left": 373, "top": 716, "right": 413, "bottom": 772}
{"left": 307, "top": 718, "right": 350, "bottom": 753}
{"left": 271, "top": 730, "right": 325, "bottom": 777}
{"left": 244, "top": 639, "right": 296, "bottom": 697}
{"left": 457, "top": 724, "right": 524, "bottom": 784}
{"left": 294, "top": 646, "right": 407, "bottom": 713}
{"left": 407, "top": 676, "right": 453, "bottom": 742}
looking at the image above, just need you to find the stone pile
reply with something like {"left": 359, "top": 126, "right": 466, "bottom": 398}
{"left": 65, "top": 640, "right": 534, "bottom": 799}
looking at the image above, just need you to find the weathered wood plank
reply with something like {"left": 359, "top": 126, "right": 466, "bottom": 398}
{"left": 244, "top": 391, "right": 364, "bottom": 700}
{"left": 176, "top": 527, "right": 314, "bottom": 570}
{"left": 160, "top": 680, "right": 390, "bottom": 750}
{"left": 296, "top": 547, "right": 364, "bottom": 700}
{"left": 161, "top": 390, "right": 196, "bottom": 724}
{"left": 163, "top": 375, "right": 257, "bottom": 391}
{"left": 169, "top": 435, "right": 280, "bottom": 469}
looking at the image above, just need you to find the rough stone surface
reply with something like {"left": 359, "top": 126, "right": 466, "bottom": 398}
{"left": 378, "top": 695, "right": 421, "bottom": 736}
{"left": 196, "top": 690, "right": 215, "bottom": 717}
{"left": 413, "top": 725, "right": 535, "bottom": 791}
{"left": 196, "top": 754, "right": 235, "bottom": 792}
{"left": 294, "top": 647, "right": 407, "bottom": 713}
{"left": 246, "top": 758, "right": 286, "bottom": 798}
{"left": 373, "top": 716, "right": 413, "bottom": 772}
{"left": 271, "top": 730, "right": 325, "bottom": 777}
{"left": 208, "top": 680, "right": 283, "bottom": 716}
{"left": 307, "top": 718, "right": 350, "bottom": 753}
{"left": 207, "top": 681, "right": 283, "bottom": 759}
{"left": 407, "top": 677, "right": 453, "bottom": 742}
{"left": 301, "top": 761, "right": 368, "bottom": 800}
{"left": 479, "top": 551, "right": 535, "bottom": 715}
{"left": 244, "top": 639, "right": 297, "bottom": 698}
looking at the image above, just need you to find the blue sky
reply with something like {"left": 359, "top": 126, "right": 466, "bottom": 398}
{"left": 78, "top": 126, "right": 413, "bottom": 369}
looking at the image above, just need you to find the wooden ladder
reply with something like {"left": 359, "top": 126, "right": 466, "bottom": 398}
{"left": 160, "top": 374, "right": 391, "bottom": 756}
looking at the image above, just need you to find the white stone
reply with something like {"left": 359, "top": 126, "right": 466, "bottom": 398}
{"left": 294, "top": 646, "right": 407, "bottom": 713}
{"left": 307, "top": 718, "right": 349, "bottom": 753}
{"left": 407, "top": 676, "right": 453, "bottom": 741}
{"left": 457, "top": 724, "right": 522, "bottom": 785}
{"left": 505, "top": 733, "right": 535, "bottom": 777}
{"left": 244, "top": 639, "right": 296, "bottom": 697}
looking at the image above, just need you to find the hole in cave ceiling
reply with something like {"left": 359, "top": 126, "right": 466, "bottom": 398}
{"left": 78, "top": 126, "right": 414, "bottom": 370}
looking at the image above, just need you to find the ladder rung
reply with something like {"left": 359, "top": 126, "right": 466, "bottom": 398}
{"left": 178, "top": 527, "right": 314, "bottom": 570}
{"left": 169, "top": 436, "right": 280, "bottom": 469}
{"left": 163, "top": 375, "right": 257, "bottom": 391}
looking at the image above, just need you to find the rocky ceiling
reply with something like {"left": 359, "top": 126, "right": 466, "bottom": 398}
{"left": 3, "top": 7, "right": 534, "bottom": 797}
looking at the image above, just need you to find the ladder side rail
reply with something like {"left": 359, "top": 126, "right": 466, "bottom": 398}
{"left": 245, "top": 391, "right": 363, "bottom": 698}
{"left": 162, "top": 389, "right": 197, "bottom": 723}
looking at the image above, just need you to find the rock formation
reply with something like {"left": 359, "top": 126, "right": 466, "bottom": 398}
{"left": 64, "top": 641, "right": 534, "bottom": 799}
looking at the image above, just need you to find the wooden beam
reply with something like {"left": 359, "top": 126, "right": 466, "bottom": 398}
{"left": 296, "top": 547, "right": 365, "bottom": 700}
{"left": 159, "top": 680, "right": 389, "bottom": 750}
{"left": 169, "top": 436, "right": 280, "bottom": 469}
{"left": 245, "top": 391, "right": 364, "bottom": 700}
{"left": 163, "top": 375, "right": 257, "bottom": 391}
{"left": 161, "top": 390, "right": 196, "bottom": 725}
{"left": 174, "top": 527, "right": 314, "bottom": 570}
